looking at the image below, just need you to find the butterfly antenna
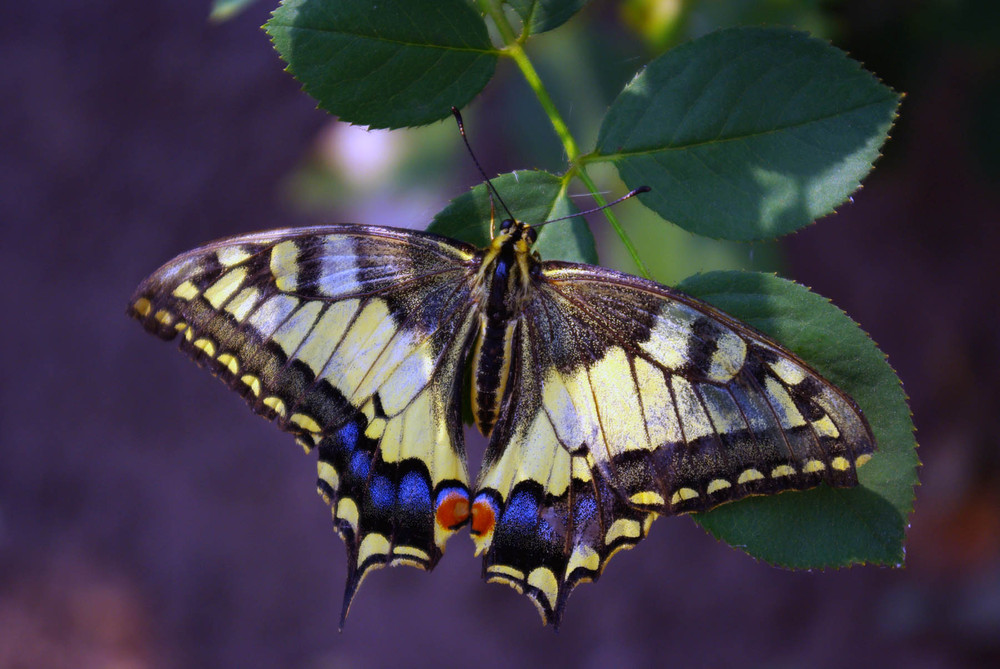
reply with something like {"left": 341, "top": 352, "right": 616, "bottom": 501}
{"left": 451, "top": 107, "right": 516, "bottom": 231}
{"left": 533, "top": 186, "right": 650, "bottom": 228}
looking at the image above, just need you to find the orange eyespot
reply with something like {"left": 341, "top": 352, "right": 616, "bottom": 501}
{"left": 470, "top": 498, "right": 497, "bottom": 536}
{"left": 435, "top": 488, "right": 470, "bottom": 529}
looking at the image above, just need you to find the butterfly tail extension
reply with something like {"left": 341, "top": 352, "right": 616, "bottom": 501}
{"left": 319, "top": 412, "right": 474, "bottom": 628}
{"left": 316, "top": 415, "right": 470, "bottom": 629}
{"left": 554, "top": 481, "right": 658, "bottom": 628}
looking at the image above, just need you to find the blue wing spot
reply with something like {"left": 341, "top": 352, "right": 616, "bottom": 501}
{"left": 335, "top": 420, "right": 360, "bottom": 453}
{"left": 573, "top": 495, "right": 598, "bottom": 525}
{"left": 349, "top": 451, "right": 370, "bottom": 480}
{"left": 399, "top": 471, "right": 431, "bottom": 514}
{"left": 369, "top": 475, "right": 395, "bottom": 510}
{"left": 501, "top": 489, "right": 540, "bottom": 534}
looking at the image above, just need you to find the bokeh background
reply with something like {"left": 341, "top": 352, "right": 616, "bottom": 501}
{"left": 2, "top": 1, "right": 999, "bottom": 667}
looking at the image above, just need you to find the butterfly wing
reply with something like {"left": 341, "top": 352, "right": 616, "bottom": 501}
{"left": 471, "top": 262, "right": 875, "bottom": 625}
{"left": 129, "top": 225, "right": 482, "bottom": 625}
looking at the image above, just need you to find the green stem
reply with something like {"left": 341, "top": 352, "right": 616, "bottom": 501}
{"left": 478, "top": 0, "right": 579, "bottom": 162}
{"left": 477, "top": 0, "right": 650, "bottom": 278}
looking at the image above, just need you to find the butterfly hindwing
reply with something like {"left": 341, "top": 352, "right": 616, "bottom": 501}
{"left": 129, "top": 225, "right": 482, "bottom": 624}
{"left": 470, "top": 322, "right": 656, "bottom": 624}
{"left": 470, "top": 262, "right": 875, "bottom": 625}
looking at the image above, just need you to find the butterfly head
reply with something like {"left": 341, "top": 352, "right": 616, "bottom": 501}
{"left": 496, "top": 218, "right": 538, "bottom": 251}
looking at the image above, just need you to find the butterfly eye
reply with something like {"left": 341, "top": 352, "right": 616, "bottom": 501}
{"left": 525, "top": 227, "right": 538, "bottom": 244}
{"left": 500, "top": 219, "right": 515, "bottom": 232}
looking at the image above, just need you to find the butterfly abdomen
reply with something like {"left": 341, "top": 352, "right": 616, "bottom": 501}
{"left": 470, "top": 318, "right": 516, "bottom": 435}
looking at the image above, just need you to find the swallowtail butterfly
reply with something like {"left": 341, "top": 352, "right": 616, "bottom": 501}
{"left": 129, "top": 208, "right": 874, "bottom": 626}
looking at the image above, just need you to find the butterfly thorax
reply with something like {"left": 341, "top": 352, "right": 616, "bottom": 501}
{"left": 470, "top": 219, "right": 538, "bottom": 436}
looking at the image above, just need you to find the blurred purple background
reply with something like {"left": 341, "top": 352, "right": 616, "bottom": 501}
{"left": 2, "top": 1, "right": 999, "bottom": 667}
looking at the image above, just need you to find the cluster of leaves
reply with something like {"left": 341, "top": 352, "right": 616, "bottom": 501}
{"left": 230, "top": 0, "right": 915, "bottom": 568}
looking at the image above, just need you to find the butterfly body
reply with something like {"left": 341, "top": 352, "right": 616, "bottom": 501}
{"left": 130, "top": 220, "right": 874, "bottom": 626}
{"left": 470, "top": 218, "right": 538, "bottom": 436}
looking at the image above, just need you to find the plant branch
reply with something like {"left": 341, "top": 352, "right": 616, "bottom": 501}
{"left": 477, "top": 0, "right": 579, "bottom": 162}
{"left": 477, "top": 0, "right": 650, "bottom": 277}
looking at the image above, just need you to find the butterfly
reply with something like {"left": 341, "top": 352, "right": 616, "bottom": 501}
{"left": 129, "top": 211, "right": 875, "bottom": 627}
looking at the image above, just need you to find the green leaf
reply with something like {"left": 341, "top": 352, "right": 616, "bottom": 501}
{"left": 596, "top": 27, "right": 900, "bottom": 240}
{"left": 506, "top": 0, "right": 592, "bottom": 34}
{"left": 677, "top": 271, "right": 916, "bottom": 567}
{"left": 429, "top": 170, "right": 597, "bottom": 264}
{"left": 266, "top": 0, "right": 498, "bottom": 129}
{"left": 210, "top": 0, "right": 258, "bottom": 21}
